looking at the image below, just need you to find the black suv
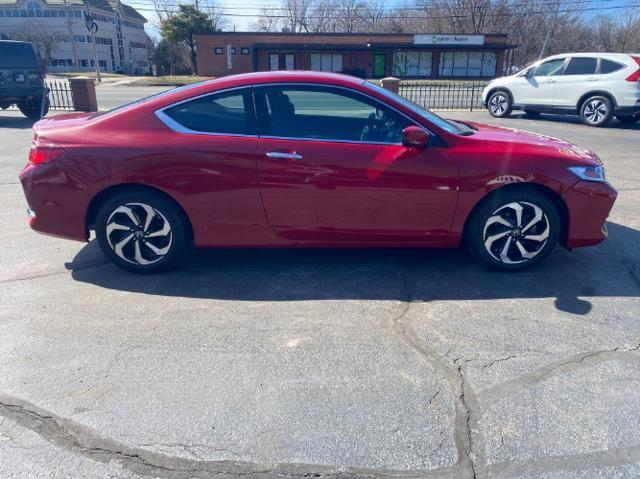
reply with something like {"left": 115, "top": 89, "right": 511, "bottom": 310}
{"left": 0, "top": 40, "right": 49, "bottom": 119}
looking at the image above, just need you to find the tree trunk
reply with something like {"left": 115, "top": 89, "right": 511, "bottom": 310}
{"left": 190, "top": 46, "right": 198, "bottom": 75}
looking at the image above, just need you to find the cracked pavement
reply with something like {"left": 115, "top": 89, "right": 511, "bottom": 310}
{"left": 1, "top": 99, "right": 639, "bottom": 478}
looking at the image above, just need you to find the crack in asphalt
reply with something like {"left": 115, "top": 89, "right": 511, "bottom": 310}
{"left": 478, "top": 342, "right": 640, "bottom": 405}
{"left": 386, "top": 267, "right": 479, "bottom": 479}
{"left": 0, "top": 393, "right": 449, "bottom": 479}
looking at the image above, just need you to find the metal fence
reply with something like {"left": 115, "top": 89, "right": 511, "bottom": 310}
{"left": 399, "top": 81, "right": 489, "bottom": 111}
{"left": 7, "top": 80, "right": 74, "bottom": 112}
{"left": 46, "top": 80, "right": 74, "bottom": 110}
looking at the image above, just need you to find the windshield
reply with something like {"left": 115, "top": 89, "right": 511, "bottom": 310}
{"left": 0, "top": 42, "right": 39, "bottom": 69}
{"left": 364, "top": 81, "right": 466, "bottom": 135}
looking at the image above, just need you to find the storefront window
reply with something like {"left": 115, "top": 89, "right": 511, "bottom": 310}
{"left": 438, "top": 51, "right": 497, "bottom": 77}
{"left": 393, "top": 51, "right": 432, "bottom": 77}
{"left": 310, "top": 54, "right": 343, "bottom": 72}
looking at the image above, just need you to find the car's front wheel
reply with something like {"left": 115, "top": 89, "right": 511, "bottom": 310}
{"left": 467, "top": 189, "right": 560, "bottom": 271}
{"left": 580, "top": 95, "right": 613, "bottom": 127}
{"left": 487, "top": 90, "right": 513, "bottom": 118}
{"left": 95, "top": 191, "right": 191, "bottom": 273}
{"left": 616, "top": 113, "right": 640, "bottom": 124}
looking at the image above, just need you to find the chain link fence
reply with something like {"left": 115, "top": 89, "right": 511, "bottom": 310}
{"left": 399, "top": 81, "right": 490, "bottom": 111}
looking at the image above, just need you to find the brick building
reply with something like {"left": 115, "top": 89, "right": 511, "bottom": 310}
{"left": 196, "top": 32, "right": 514, "bottom": 80}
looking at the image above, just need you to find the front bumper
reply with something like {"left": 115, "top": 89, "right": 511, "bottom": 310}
{"left": 562, "top": 180, "right": 617, "bottom": 248}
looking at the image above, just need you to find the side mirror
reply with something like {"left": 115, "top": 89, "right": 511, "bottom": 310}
{"left": 527, "top": 68, "right": 535, "bottom": 78}
{"left": 402, "top": 126, "right": 430, "bottom": 148}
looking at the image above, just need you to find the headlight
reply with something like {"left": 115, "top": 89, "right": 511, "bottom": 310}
{"left": 568, "top": 165, "right": 606, "bottom": 182}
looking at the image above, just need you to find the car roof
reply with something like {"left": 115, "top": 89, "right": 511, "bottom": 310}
{"left": 162, "top": 71, "right": 364, "bottom": 102}
{"left": 544, "top": 52, "right": 635, "bottom": 61}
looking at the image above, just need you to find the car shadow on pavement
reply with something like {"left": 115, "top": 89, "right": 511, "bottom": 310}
{"left": 67, "top": 222, "right": 640, "bottom": 315}
{"left": 504, "top": 113, "right": 640, "bottom": 130}
{"left": 0, "top": 115, "right": 36, "bottom": 129}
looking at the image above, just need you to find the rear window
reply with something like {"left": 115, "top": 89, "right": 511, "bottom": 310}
{"left": 600, "top": 59, "right": 625, "bottom": 74}
{"left": 163, "top": 88, "right": 256, "bottom": 135}
{"left": 0, "top": 42, "right": 39, "bottom": 68}
{"left": 564, "top": 57, "right": 598, "bottom": 75}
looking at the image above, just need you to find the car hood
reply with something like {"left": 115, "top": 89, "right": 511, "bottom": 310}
{"left": 462, "top": 121, "right": 601, "bottom": 165}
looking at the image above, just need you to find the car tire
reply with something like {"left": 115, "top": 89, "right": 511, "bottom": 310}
{"left": 579, "top": 95, "right": 613, "bottom": 127}
{"left": 616, "top": 113, "right": 640, "bottom": 124}
{"left": 467, "top": 189, "right": 560, "bottom": 272}
{"left": 95, "top": 191, "right": 191, "bottom": 274}
{"left": 487, "top": 90, "right": 513, "bottom": 118}
{"left": 18, "top": 97, "right": 49, "bottom": 119}
{"left": 524, "top": 110, "right": 541, "bottom": 117}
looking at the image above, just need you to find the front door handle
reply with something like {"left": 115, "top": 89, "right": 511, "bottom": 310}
{"left": 266, "top": 151, "right": 303, "bottom": 160}
{"left": 546, "top": 79, "right": 556, "bottom": 83}
{"left": 587, "top": 77, "right": 598, "bottom": 81}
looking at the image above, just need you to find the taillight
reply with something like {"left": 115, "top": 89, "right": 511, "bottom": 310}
{"left": 28, "top": 144, "right": 65, "bottom": 164}
{"left": 625, "top": 56, "right": 640, "bottom": 82}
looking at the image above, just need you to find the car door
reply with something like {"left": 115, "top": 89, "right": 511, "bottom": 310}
{"left": 253, "top": 84, "right": 459, "bottom": 243}
{"left": 552, "top": 56, "right": 600, "bottom": 108}
{"left": 514, "top": 58, "right": 567, "bottom": 105}
{"left": 155, "top": 87, "right": 271, "bottom": 245}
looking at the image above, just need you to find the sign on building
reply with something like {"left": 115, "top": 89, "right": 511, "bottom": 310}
{"left": 414, "top": 35, "right": 485, "bottom": 45}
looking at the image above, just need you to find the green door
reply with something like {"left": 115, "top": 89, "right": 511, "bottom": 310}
{"left": 373, "top": 53, "right": 386, "bottom": 78}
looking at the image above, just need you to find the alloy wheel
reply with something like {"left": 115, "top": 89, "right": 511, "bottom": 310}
{"left": 482, "top": 201, "right": 550, "bottom": 265}
{"left": 489, "top": 93, "right": 508, "bottom": 115}
{"left": 583, "top": 99, "right": 608, "bottom": 125}
{"left": 105, "top": 202, "right": 173, "bottom": 266}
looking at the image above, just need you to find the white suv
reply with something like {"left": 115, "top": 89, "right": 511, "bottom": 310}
{"left": 483, "top": 53, "right": 640, "bottom": 126}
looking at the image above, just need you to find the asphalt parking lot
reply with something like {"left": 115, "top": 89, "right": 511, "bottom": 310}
{"left": 1, "top": 89, "right": 639, "bottom": 479}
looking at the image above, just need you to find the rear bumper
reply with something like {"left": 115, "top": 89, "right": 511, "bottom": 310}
{"left": 562, "top": 180, "right": 617, "bottom": 248}
{"left": 19, "top": 162, "right": 89, "bottom": 242}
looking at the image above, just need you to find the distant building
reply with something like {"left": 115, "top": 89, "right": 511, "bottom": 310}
{"left": 0, "top": 0, "right": 149, "bottom": 74}
{"left": 196, "top": 32, "right": 514, "bottom": 80}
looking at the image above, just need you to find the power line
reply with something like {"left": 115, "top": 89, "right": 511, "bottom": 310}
{"left": 122, "top": 0, "right": 616, "bottom": 12}
{"left": 124, "top": 0, "right": 620, "bottom": 12}
{"left": 130, "top": 1, "right": 640, "bottom": 19}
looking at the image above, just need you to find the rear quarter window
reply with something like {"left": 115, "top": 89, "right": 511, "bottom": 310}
{"left": 162, "top": 88, "right": 257, "bottom": 135}
{"left": 600, "top": 59, "right": 625, "bottom": 74}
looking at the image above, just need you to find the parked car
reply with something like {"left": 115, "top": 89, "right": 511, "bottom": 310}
{"left": 20, "top": 71, "right": 617, "bottom": 273}
{"left": 483, "top": 53, "right": 640, "bottom": 126}
{"left": 0, "top": 40, "right": 49, "bottom": 119}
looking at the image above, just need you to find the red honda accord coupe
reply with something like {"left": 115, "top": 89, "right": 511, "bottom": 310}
{"left": 20, "top": 71, "right": 617, "bottom": 273}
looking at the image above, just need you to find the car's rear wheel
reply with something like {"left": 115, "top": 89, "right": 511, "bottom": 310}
{"left": 18, "top": 97, "right": 49, "bottom": 119}
{"left": 95, "top": 191, "right": 191, "bottom": 273}
{"left": 467, "top": 189, "right": 560, "bottom": 271}
{"left": 616, "top": 113, "right": 640, "bottom": 124}
{"left": 580, "top": 95, "right": 613, "bottom": 127}
{"left": 487, "top": 90, "right": 512, "bottom": 118}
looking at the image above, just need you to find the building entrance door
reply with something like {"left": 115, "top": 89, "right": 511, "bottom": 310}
{"left": 373, "top": 53, "right": 387, "bottom": 78}
{"left": 269, "top": 53, "right": 295, "bottom": 71}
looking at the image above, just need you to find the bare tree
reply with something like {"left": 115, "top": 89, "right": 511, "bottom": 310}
{"left": 205, "top": 1, "right": 230, "bottom": 31}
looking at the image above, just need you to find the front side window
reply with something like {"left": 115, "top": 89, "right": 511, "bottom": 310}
{"left": 534, "top": 58, "right": 565, "bottom": 76}
{"left": 564, "top": 57, "right": 598, "bottom": 75}
{"left": 163, "top": 88, "right": 256, "bottom": 135}
{"left": 259, "top": 86, "right": 412, "bottom": 143}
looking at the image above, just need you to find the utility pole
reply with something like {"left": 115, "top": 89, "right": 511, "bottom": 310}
{"left": 84, "top": 0, "right": 101, "bottom": 82}
{"left": 63, "top": 0, "right": 79, "bottom": 70}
